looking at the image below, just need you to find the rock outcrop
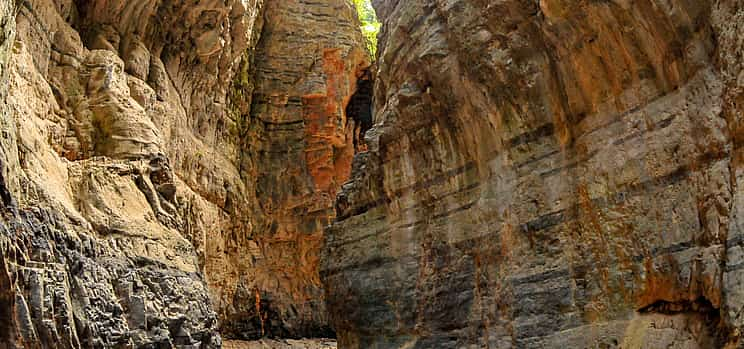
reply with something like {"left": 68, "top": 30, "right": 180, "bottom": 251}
{"left": 323, "top": 0, "right": 744, "bottom": 348}
{"left": 0, "top": 0, "right": 366, "bottom": 346}
{"left": 1, "top": 0, "right": 264, "bottom": 345}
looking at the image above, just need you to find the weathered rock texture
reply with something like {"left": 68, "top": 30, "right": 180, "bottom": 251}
{"left": 0, "top": 0, "right": 367, "bottom": 346}
{"left": 323, "top": 0, "right": 744, "bottom": 348}
{"left": 1, "top": 0, "right": 264, "bottom": 345}
{"left": 215, "top": 0, "right": 368, "bottom": 339}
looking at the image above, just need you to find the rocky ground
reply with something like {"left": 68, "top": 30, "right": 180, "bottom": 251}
{"left": 223, "top": 339, "right": 336, "bottom": 349}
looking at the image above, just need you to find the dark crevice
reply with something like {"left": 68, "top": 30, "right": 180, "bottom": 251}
{"left": 0, "top": 254, "right": 18, "bottom": 346}
{"left": 0, "top": 158, "right": 14, "bottom": 209}
{"left": 345, "top": 69, "right": 374, "bottom": 152}
{"left": 638, "top": 296, "right": 717, "bottom": 315}
{"left": 638, "top": 296, "right": 730, "bottom": 347}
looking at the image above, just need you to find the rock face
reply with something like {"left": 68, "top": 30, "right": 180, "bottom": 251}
{"left": 0, "top": 0, "right": 366, "bottom": 347}
{"left": 1, "top": 0, "right": 264, "bottom": 345}
{"left": 4, "top": 0, "right": 744, "bottom": 347}
{"left": 215, "top": 0, "right": 368, "bottom": 339}
{"left": 323, "top": 0, "right": 744, "bottom": 348}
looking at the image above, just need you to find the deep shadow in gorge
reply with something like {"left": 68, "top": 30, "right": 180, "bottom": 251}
{"left": 345, "top": 69, "right": 374, "bottom": 152}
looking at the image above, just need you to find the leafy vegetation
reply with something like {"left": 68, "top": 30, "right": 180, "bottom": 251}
{"left": 352, "top": 0, "right": 381, "bottom": 59}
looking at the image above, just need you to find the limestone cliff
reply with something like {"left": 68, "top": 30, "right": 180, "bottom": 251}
{"left": 0, "top": 0, "right": 366, "bottom": 346}
{"left": 323, "top": 0, "right": 744, "bottom": 348}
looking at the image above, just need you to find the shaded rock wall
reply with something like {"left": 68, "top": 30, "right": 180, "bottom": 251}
{"left": 215, "top": 0, "right": 369, "bottom": 339}
{"left": 323, "top": 0, "right": 744, "bottom": 348}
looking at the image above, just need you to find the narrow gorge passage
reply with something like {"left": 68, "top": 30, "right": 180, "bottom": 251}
{"left": 1, "top": 0, "right": 744, "bottom": 349}
{"left": 218, "top": 0, "right": 377, "bottom": 342}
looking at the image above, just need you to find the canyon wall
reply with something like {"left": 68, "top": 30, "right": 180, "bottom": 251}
{"left": 323, "top": 0, "right": 744, "bottom": 348}
{"left": 0, "top": 0, "right": 366, "bottom": 346}
{"left": 3, "top": 0, "right": 743, "bottom": 347}
{"left": 218, "top": 0, "right": 368, "bottom": 339}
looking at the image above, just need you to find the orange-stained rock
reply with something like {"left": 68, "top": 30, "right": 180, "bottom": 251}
{"left": 212, "top": 0, "right": 369, "bottom": 339}
{"left": 303, "top": 49, "right": 360, "bottom": 195}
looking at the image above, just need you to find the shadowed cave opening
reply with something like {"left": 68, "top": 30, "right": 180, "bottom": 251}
{"left": 638, "top": 296, "right": 727, "bottom": 347}
{"left": 346, "top": 0, "right": 378, "bottom": 152}
{"left": 346, "top": 69, "right": 374, "bottom": 152}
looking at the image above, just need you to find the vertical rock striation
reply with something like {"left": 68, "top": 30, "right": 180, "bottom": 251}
{"left": 323, "top": 0, "right": 744, "bottom": 348}
{"left": 216, "top": 0, "right": 369, "bottom": 340}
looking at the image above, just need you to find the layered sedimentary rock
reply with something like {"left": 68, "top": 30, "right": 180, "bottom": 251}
{"left": 323, "top": 0, "right": 744, "bottom": 348}
{"left": 0, "top": 0, "right": 366, "bottom": 346}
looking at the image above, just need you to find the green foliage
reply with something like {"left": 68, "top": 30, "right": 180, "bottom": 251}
{"left": 352, "top": 0, "right": 381, "bottom": 59}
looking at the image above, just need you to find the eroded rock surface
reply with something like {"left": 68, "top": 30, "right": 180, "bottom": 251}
{"left": 0, "top": 0, "right": 366, "bottom": 346}
{"left": 5, "top": 0, "right": 743, "bottom": 347}
{"left": 323, "top": 0, "right": 744, "bottom": 348}
{"left": 1, "top": 0, "right": 263, "bottom": 345}
{"left": 209, "top": 0, "right": 368, "bottom": 340}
